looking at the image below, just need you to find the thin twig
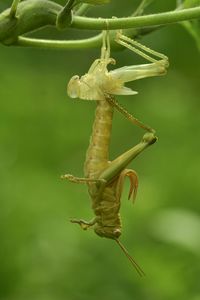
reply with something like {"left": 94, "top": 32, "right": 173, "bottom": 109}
{"left": 74, "top": 3, "right": 91, "bottom": 15}
{"left": 71, "top": 7, "right": 200, "bottom": 29}
{"left": 16, "top": 33, "right": 102, "bottom": 49}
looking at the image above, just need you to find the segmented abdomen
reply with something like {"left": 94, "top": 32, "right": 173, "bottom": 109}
{"left": 92, "top": 182, "right": 122, "bottom": 238}
{"left": 84, "top": 99, "right": 113, "bottom": 179}
{"left": 84, "top": 99, "right": 121, "bottom": 239}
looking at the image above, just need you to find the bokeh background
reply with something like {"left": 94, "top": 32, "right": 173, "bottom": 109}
{"left": 1, "top": 1, "right": 200, "bottom": 299}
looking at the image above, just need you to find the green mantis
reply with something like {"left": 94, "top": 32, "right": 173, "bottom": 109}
{"left": 62, "top": 31, "right": 168, "bottom": 276}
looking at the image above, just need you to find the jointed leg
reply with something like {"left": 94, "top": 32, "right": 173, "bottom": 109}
{"left": 106, "top": 95, "right": 155, "bottom": 133}
{"left": 101, "top": 30, "right": 111, "bottom": 60}
{"left": 62, "top": 174, "right": 106, "bottom": 229}
{"left": 70, "top": 217, "right": 97, "bottom": 230}
{"left": 98, "top": 131, "right": 157, "bottom": 185}
{"left": 105, "top": 30, "right": 111, "bottom": 61}
{"left": 61, "top": 173, "right": 108, "bottom": 207}
{"left": 61, "top": 173, "right": 106, "bottom": 185}
{"left": 101, "top": 30, "right": 107, "bottom": 60}
{"left": 88, "top": 58, "right": 101, "bottom": 74}
{"left": 88, "top": 31, "right": 115, "bottom": 74}
{"left": 115, "top": 31, "right": 169, "bottom": 65}
{"left": 100, "top": 31, "right": 115, "bottom": 69}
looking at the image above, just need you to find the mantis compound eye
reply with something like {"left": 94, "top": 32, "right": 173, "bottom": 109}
{"left": 113, "top": 229, "right": 121, "bottom": 238}
{"left": 67, "top": 75, "right": 80, "bottom": 98}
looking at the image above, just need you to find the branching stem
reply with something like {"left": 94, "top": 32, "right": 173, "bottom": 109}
{"left": 0, "top": 0, "right": 200, "bottom": 49}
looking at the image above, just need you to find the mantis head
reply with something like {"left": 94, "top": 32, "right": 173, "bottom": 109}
{"left": 94, "top": 226, "right": 121, "bottom": 239}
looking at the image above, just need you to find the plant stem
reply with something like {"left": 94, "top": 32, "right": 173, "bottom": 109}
{"left": 71, "top": 6, "right": 200, "bottom": 29}
{"left": 0, "top": 0, "right": 62, "bottom": 42}
{"left": 74, "top": 4, "right": 91, "bottom": 15}
{"left": 1, "top": 0, "right": 200, "bottom": 47}
{"left": 132, "top": 0, "right": 154, "bottom": 17}
{"left": 10, "top": 0, "right": 20, "bottom": 18}
{"left": 56, "top": 0, "right": 76, "bottom": 29}
{"left": 16, "top": 33, "right": 102, "bottom": 49}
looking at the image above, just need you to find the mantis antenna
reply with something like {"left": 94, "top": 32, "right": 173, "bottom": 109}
{"left": 115, "top": 239, "right": 145, "bottom": 277}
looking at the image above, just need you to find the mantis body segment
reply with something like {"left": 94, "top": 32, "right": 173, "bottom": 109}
{"left": 63, "top": 31, "right": 168, "bottom": 276}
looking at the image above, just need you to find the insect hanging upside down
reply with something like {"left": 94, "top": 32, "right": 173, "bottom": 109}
{"left": 62, "top": 31, "right": 169, "bottom": 276}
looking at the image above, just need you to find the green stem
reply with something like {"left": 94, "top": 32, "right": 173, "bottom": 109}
{"left": 16, "top": 33, "right": 102, "bottom": 49}
{"left": 0, "top": 0, "right": 61, "bottom": 43}
{"left": 10, "top": 0, "right": 20, "bottom": 18}
{"left": 56, "top": 0, "right": 75, "bottom": 29}
{"left": 74, "top": 3, "right": 91, "bottom": 15}
{"left": 0, "top": 0, "right": 200, "bottom": 46}
{"left": 132, "top": 0, "right": 154, "bottom": 17}
{"left": 71, "top": 6, "right": 200, "bottom": 29}
{"left": 181, "top": 20, "right": 200, "bottom": 51}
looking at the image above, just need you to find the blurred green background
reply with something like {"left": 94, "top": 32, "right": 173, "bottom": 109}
{"left": 1, "top": 1, "right": 200, "bottom": 299}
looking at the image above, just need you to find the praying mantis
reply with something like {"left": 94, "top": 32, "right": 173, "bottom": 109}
{"left": 62, "top": 31, "right": 169, "bottom": 276}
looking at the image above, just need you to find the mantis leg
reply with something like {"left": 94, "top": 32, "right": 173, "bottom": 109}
{"left": 61, "top": 174, "right": 107, "bottom": 204}
{"left": 61, "top": 174, "right": 105, "bottom": 229}
{"left": 87, "top": 57, "right": 115, "bottom": 74}
{"left": 98, "top": 132, "right": 157, "bottom": 184}
{"left": 101, "top": 30, "right": 110, "bottom": 60}
{"left": 61, "top": 173, "right": 105, "bottom": 185}
{"left": 89, "top": 31, "right": 111, "bottom": 73}
{"left": 87, "top": 31, "right": 115, "bottom": 74}
{"left": 115, "top": 31, "right": 169, "bottom": 65}
{"left": 103, "top": 30, "right": 116, "bottom": 66}
{"left": 70, "top": 217, "right": 97, "bottom": 230}
{"left": 106, "top": 95, "right": 155, "bottom": 133}
{"left": 87, "top": 59, "right": 101, "bottom": 74}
